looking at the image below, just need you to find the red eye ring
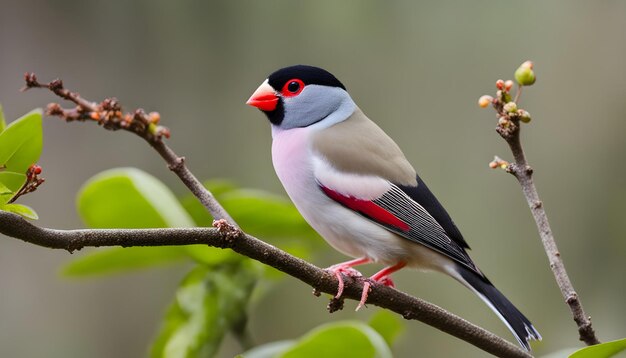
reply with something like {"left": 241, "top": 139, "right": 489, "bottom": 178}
{"left": 281, "top": 79, "right": 305, "bottom": 97}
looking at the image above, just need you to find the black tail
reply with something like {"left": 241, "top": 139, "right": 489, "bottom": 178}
{"left": 457, "top": 266, "right": 541, "bottom": 351}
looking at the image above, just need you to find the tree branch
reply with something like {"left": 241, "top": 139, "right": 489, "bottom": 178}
{"left": 14, "top": 73, "right": 535, "bottom": 356}
{"left": 0, "top": 211, "right": 530, "bottom": 358}
{"left": 500, "top": 129, "right": 599, "bottom": 345}
{"left": 488, "top": 66, "right": 600, "bottom": 345}
{"left": 22, "top": 73, "right": 236, "bottom": 226}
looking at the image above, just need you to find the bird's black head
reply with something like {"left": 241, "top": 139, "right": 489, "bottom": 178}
{"left": 267, "top": 65, "right": 346, "bottom": 93}
{"left": 247, "top": 65, "right": 352, "bottom": 128}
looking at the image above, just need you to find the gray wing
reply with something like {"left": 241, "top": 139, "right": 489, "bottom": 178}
{"left": 370, "top": 184, "right": 480, "bottom": 274}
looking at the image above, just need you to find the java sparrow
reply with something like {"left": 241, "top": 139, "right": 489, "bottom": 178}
{"left": 246, "top": 65, "right": 541, "bottom": 350}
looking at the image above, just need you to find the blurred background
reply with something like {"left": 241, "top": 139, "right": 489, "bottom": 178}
{"left": 1, "top": 1, "right": 625, "bottom": 357}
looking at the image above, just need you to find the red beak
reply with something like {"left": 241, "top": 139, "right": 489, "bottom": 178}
{"left": 246, "top": 81, "right": 279, "bottom": 112}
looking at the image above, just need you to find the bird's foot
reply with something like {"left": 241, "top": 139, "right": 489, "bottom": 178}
{"left": 326, "top": 264, "right": 364, "bottom": 299}
{"left": 356, "top": 262, "right": 406, "bottom": 311}
{"left": 356, "top": 276, "right": 394, "bottom": 311}
{"left": 355, "top": 275, "right": 395, "bottom": 311}
{"left": 325, "top": 257, "right": 371, "bottom": 299}
{"left": 357, "top": 280, "right": 373, "bottom": 311}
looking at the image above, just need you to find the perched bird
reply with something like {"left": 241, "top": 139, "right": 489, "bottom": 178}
{"left": 247, "top": 65, "right": 541, "bottom": 350}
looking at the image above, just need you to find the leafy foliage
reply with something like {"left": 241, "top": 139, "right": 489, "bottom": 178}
{"left": 0, "top": 182, "right": 12, "bottom": 205}
{"left": 1, "top": 203, "right": 38, "bottom": 219}
{"left": 0, "top": 104, "right": 6, "bottom": 132}
{"left": 64, "top": 168, "right": 197, "bottom": 276}
{"left": 65, "top": 167, "right": 347, "bottom": 357}
{"left": 368, "top": 310, "right": 405, "bottom": 348}
{"left": 0, "top": 109, "right": 43, "bottom": 188}
{"left": 241, "top": 321, "right": 393, "bottom": 358}
{"left": 67, "top": 171, "right": 319, "bottom": 277}
{"left": 62, "top": 247, "right": 190, "bottom": 277}
{"left": 151, "top": 263, "right": 257, "bottom": 358}
{"left": 0, "top": 107, "right": 42, "bottom": 219}
{"left": 181, "top": 181, "right": 323, "bottom": 261}
{"left": 0, "top": 172, "right": 26, "bottom": 201}
{"left": 569, "top": 338, "right": 626, "bottom": 358}
{"left": 77, "top": 167, "right": 195, "bottom": 229}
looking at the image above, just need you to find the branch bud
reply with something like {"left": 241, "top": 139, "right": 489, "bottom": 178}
{"left": 503, "top": 102, "right": 518, "bottom": 113}
{"left": 149, "top": 112, "right": 161, "bottom": 124}
{"left": 478, "top": 95, "right": 493, "bottom": 108}
{"left": 514, "top": 61, "right": 536, "bottom": 86}
{"left": 497, "top": 90, "right": 512, "bottom": 104}
{"left": 518, "top": 109, "right": 532, "bottom": 123}
{"left": 498, "top": 116, "right": 510, "bottom": 127}
{"left": 489, "top": 156, "right": 509, "bottom": 170}
{"left": 496, "top": 79, "right": 505, "bottom": 90}
{"left": 504, "top": 80, "right": 514, "bottom": 92}
{"left": 148, "top": 123, "right": 158, "bottom": 135}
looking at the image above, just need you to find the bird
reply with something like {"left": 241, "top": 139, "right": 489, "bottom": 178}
{"left": 246, "top": 64, "right": 541, "bottom": 350}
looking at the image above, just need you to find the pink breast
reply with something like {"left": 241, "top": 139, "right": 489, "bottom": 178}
{"left": 271, "top": 127, "right": 313, "bottom": 189}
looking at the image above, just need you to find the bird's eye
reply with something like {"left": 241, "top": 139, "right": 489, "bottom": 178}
{"left": 281, "top": 79, "right": 305, "bottom": 97}
{"left": 288, "top": 81, "right": 300, "bottom": 92}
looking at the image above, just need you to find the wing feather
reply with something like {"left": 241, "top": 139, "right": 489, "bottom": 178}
{"left": 317, "top": 175, "right": 479, "bottom": 273}
{"left": 398, "top": 174, "right": 469, "bottom": 249}
{"left": 371, "top": 184, "right": 477, "bottom": 272}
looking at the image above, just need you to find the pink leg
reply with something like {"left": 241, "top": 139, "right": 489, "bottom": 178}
{"left": 327, "top": 257, "right": 371, "bottom": 299}
{"left": 357, "top": 261, "right": 407, "bottom": 311}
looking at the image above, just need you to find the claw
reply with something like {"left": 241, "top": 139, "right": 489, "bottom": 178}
{"left": 355, "top": 261, "right": 407, "bottom": 310}
{"left": 328, "top": 265, "right": 363, "bottom": 298}
{"left": 356, "top": 280, "right": 372, "bottom": 311}
{"left": 325, "top": 257, "right": 371, "bottom": 299}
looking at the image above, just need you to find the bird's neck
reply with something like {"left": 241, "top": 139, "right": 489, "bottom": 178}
{"left": 306, "top": 97, "right": 357, "bottom": 131}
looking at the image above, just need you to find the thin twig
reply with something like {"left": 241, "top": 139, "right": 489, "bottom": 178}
{"left": 21, "top": 73, "right": 236, "bottom": 226}
{"left": 491, "top": 81, "right": 600, "bottom": 345}
{"left": 513, "top": 85, "right": 522, "bottom": 103}
{"left": 0, "top": 211, "right": 531, "bottom": 358}
{"left": 499, "top": 128, "right": 599, "bottom": 345}
{"left": 7, "top": 165, "right": 44, "bottom": 204}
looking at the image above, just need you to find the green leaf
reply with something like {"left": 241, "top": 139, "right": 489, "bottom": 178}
{"left": 151, "top": 263, "right": 257, "bottom": 358}
{"left": 368, "top": 310, "right": 405, "bottom": 347}
{"left": 0, "top": 182, "right": 12, "bottom": 205}
{"left": 65, "top": 168, "right": 197, "bottom": 277}
{"left": 77, "top": 167, "right": 194, "bottom": 229}
{"left": 569, "top": 338, "right": 626, "bottom": 358}
{"left": 0, "top": 109, "right": 43, "bottom": 174}
{"left": 0, "top": 104, "right": 6, "bottom": 132}
{"left": 279, "top": 321, "right": 393, "bottom": 358}
{"left": 179, "top": 180, "right": 238, "bottom": 226}
{"left": 240, "top": 341, "right": 295, "bottom": 358}
{"left": 0, "top": 171, "right": 26, "bottom": 193}
{"left": 221, "top": 189, "right": 319, "bottom": 241}
{"left": 180, "top": 181, "right": 236, "bottom": 264}
{"left": 184, "top": 245, "right": 241, "bottom": 267}
{"left": 182, "top": 181, "right": 317, "bottom": 239}
{"left": 1, "top": 203, "right": 38, "bottom": 219}
{"left": 181, "top": 181, "right": 322, "bottom": 262}
{"left": 62, "top": 247, "right": 189, "bottom": 277}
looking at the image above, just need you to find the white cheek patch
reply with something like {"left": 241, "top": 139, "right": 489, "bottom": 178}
{"left": 313, "top": 154, "right": 391, "bottom": 200}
